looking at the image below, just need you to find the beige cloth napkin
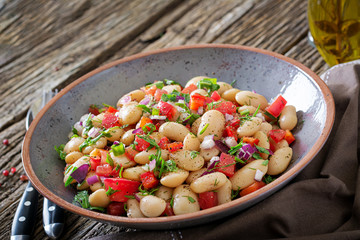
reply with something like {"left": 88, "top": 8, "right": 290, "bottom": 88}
{"left": 91, "top": 60, "right": 360, "bottom": 240}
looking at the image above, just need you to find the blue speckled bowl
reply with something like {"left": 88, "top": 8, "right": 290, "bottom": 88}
{"left": 22, "top": 44, "right": 335, "bottom": 229}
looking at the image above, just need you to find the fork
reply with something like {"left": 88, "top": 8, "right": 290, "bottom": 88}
{"left": 11, "top": 90, "right": 65, "bottom": 240}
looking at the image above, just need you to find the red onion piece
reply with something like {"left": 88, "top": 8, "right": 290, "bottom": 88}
{"left": 238, "top": 144, "right": 256, "bottom": 160}
{"left": 176, "top": 96, "right": 185, "bottom": 101}
{"left": 132, "top": 128, "right": 143, "bottom": 134}
{"left": 70, "top": 164, "right": 89, "bottom": 183}
{"left": 225, "top": 113, "right": 234, "bottom": 121}
{"left": 88, "top": 127, "right": 101, "bottom": 138}
{"left": 74, "top": 122, "right": 83, "bottom": 134}
{"left": 99, "top": 176, "right": 109, "bottom": 183}
{"left": 119, "top": 95, "right": 131, "bottom": 105}
{"left": 86, "top": 175, "right": 99, "bottom": 185}
{"left": 113, "top": 141, "right": 120, "bottom": 145}
{"left": 201, "top": 158, "right": 220, "bottom": 177}
{"left": 139, "top": 96, "right": 150, "bottom": 105}
{"left": 197, "top": 106, "right": 204, "bottom": 115}
{"left": 214, "top": 140, "right": 230, "bottom": 153}
{"left": 200, "top": 135, "right": 215, "bottom": 149}
{"left": 150, "top": 115, "right": 167, "bottom": 120}
{"left": 135, "top": 193, "right": 143, "bottom": 202}
{"left": 149, "top": 159, "right": 156, "bottom": 172}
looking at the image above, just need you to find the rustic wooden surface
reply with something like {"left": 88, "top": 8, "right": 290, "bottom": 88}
{"left": 0, "top": 0, "right": 329, "bottom": 239}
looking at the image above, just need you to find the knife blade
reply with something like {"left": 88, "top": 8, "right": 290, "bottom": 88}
{"left": 11, "top": 90, "right": 65, "bottom": 240}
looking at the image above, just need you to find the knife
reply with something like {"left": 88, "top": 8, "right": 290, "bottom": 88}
{"left": 11, "top": 90, "right": 65, "bottom": 240}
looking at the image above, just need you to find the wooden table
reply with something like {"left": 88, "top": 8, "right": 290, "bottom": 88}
{"left": 0, "top": 0, "right": 329, "bottom": 239}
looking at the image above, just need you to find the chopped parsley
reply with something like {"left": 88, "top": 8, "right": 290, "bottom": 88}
{"left": 105, "top": 153, "right": 114, "bottom": 167}
{"left": 73, "top": 190, "right": 105, "bottom": 212}
{"left": 54, "top": 144, "right": 66, "bottom": 160}
{"left": 196, "top": 78, "right": 220, "bottom": 93}
{"left": 111, "top": 143, "right": 125, "bottom": 156}
{"left": 199, "top": 123, "right": 209, "bottom": 135}
{"left": 190, "top": 151, "right": 199, "bottom": 159}
{"left": 185, "top": 196, "right": 196, "bottom": 203}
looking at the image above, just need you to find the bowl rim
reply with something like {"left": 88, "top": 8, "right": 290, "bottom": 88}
{"left": 22, "top": 44, "right": 335, "bottom": 227}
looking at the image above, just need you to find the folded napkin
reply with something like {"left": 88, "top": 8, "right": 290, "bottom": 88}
{"left": 91, "top": 60, "right": 360, "bottom": 240}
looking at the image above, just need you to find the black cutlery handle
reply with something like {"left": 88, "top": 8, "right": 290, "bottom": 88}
{"left": 11, "top": 182, "right": 39, "bottom": 240}
{"left": 43, "top": 198, "right": 65, "bottom": 239}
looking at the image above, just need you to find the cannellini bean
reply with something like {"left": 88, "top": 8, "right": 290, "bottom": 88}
{"left": 237, "top": 117, "right": 262, "bottom": 138}
{"left": 127, "top": 199, "right": 145, "bottom": 218}
{"left": 119, "top": 102, "right": 142, "bottom": 125}
{"left": 172, "top": 185, "right": 200, "bottom": 215}
{"left": 65, "top": 151, "right": 84, "bottom": 164}
{"left": 106, "top": 127, "right": 125, "bottom": 142}
{"left": 230, "top": 160, "right": 268, "bottom": 190}
{"left": 163, "top": 84, "right": 181, "bottom": 93}
{"left": 217, "top": 178, "right": 232, "bottom": 205}
{"left": 237, "top": 105, "right": 258, "bottom": 115}
{"left": 191, "top": 117, "right": 202, "bottom": 135}
{"left": 190, "top": 89, "right": 208, "bottom": 97}
{"left": 91, "top": 113, "right": 105, "bottom": 128}
{"left": 235, "top": 91, "right": 268, "bottom": 110}
{"left": 159, "top": 122, "right": 190, "bottom": 142}
{"left": 190, "top": 172, "right": 227, "bottom": 193}
{"left": 89, "top": 189, "right": 111, "bottom": 208}
{"left": 253, "top": 131, "right": 270, "bottom": 159}
{"left": 183, "top": 133, "right": 200, "bottom": 151}
{"left": 121, "top": 129, "right": 135, "bottom": 146}
{"left": 185, "top": 76, "right": 208, "bottom": 88}
{"left": 200, "top": 147, "right": 220, "bottom": 161}
{"left": 197, "top": 110, "right": 225, "bottom": 141}
{"left": 270, "top": 138, "right": 289, "bottom": 151}
{"left": 155, "top": 186, "right": 174, "bottom": 201}
{"left": 140, "top": 195, "right": 166, "bottom": 217}
{"left": 64, "top": 137, "right": 85, "bottom": 154}
{"left": 160, "top": 168, "right": 189, "bottom": 188}
{"left": 267, "top": 147, "right": 293, "bottom": 175}
{"left": 117, "top": 90, "right": 146, "bottom": 107}
{"left": 150, "top": 132, "right": 165, "bottom": 144}
{"left": 186, "top": 168, "right": 207, "bottom": 184}
{"left": 90, "top": 181, "right": 103, "bottom": 192}
{"left": 110, "top": 152, "right": 136, "bottom": 168}
{"left": 134, "top": 149, "right": 157, "bottom": 165}
{"left": 222, "top": 88, "right": 241, "bottom": 102}
{"left": 170, "top": 149, "right": 205, "bottom": 171}
{"left": 260, "top": 122, "right": 272, "bottom": 135}
{"left": 217, "top": 82, "right": 233, "bottom": 95}
{"left": 279, "top": 105, "right": 297, "bottom": 130}
{"left": 123, "top": 166, "right": 146, "bottom": 181}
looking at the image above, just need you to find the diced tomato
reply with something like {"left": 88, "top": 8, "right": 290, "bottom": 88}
{"left": 106, "top": 106, "right": 118, "bottom": 114}
{"left": 189, "top": 93, "right": 206, "bottom": 110}
{"left": 242, "top": 137, "right": 259, "bottom": 147}
{"left": 227, "top": 118, "right": 240, "bottom": 129}
{"left": 88, "top": 104, "right": 100, "bottom": 115}
{"left": 95, "top": 163, "right": 113, "bottom": 177}
{"left": 162, "top": 202, "right": 175, "bottom": 216}
{"left": 158, "top": 101, "right": 177, "bottom": 120}
{"left": 102, "top": 113, "right": 120, "bottom": 129}
{"left": 204, "top": 96, "right": 214, "bottom": 105}
{"left": 158, "top": 137, "right": 170, "bottom": 149}
{"left": 167, "top": 142, "right": 183, "bottom": 153}
{"left": 212, "top": 101, "right": 237, "bottom": 115}
{"left": 90, "top": 156, "right": 101, "bottom": 171}
{"left": 215, "top": 153, "right": 236, "bottom": 177}
{"left": 134, "top": 135, "right": 152, "bottom": 152}
{"left": 139, "top": 117, "right": 153, "bottom": 129}
{"left": 104, "top": 178, "right": 141, "bottom": 202}
{"left": 239, "top": 181, "right": 266, "bottom": 197}
{"left": 266, "top": 95, "right": 287, "bottom": 117}
{"left": 99, "top": 149, "right": 109, "bottom": 165}
{"left": 269, "top": 140, "right": 276, "bottom": 153}
{"left": 107, "top": 202, "right": 126, "bottom": 216}
{"left": 144, "top": 85, "right": 157, "bottom": 96}
{"left": 284, "top": 130, "right": 295, "bottom": 144}
{"left": 181, "top": 83, "right": 197, "bottom": 94}
{"left": 268, "top": 129, "right": 286, "bottom": 143}
{"left": 210, "top": 91, "right": 221, "bottom": 101}
{"left": 124, "top": 146, "right": 138, "bottom": 161}
{"left": 154, "top": 88, "right": 168, "bottom": 101}
{"left": 224, "top": 126, "right": 238, "bottom": 141}
{"left": 198, "top": 192, "right": 218, "bottom": 210}
{"left": 140, "top": 172, "right": 159, "bottom": 189}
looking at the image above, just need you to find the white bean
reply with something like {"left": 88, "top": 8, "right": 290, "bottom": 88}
{"left": 186, "top": 168, "right": 207, "bottom": 184}
{"left": 170, "top": 149, "right": 205, "bottom": 171}
{"left": 89, "top": 189, "right": 111, "bottom": 208}
{"left": 217, "top": 82, "right": 233, "bottom": 95}
{"left": 160, "top": 168, "right": 189, "bottom": 188}
{"left": 163, "top": 84, "right": 181, "bottom": 94}
{"left": 65, "top": 151, "right": 84, "bottom": 164}
{"left": 110, "top": 152, "right": 136, "bottom": 169}
{"left": 140, "top": 195, "right": 166, "bottom": 217}
{"left": 172, "top": 185, "right": 200, "bottom": 215}
{"left": 222, "top": 88, "right": 241, "bottom": 102}
{"left": 155, "top": 186, "right": 174, "bottom": 201}
{"left": 217, "top": 178, "right": 232, "bottom": 205}
{"left": 230, "top": 160, "right": 268, "bottom": 190}
{"left": 64, "top": 137, "right": 85, "bottom": 154}
{"left": 183, "top": 133, "right": 200, "bottom": 151}
{"left": 159, "top": 122, "right": 190, "bottom": 142}
{"left": 106, "top": 127, "right": 125, "bottom": 142}
{"left": 235, "top": 91, "right": 268, "bottom": 110}
{"left": 117, "top": 90, "right": 146, "bottom": 107}
{"left": 197, "top": 110, "right": 225, "bottom": 141}
{"left": 279, "top": 105, "right": 297, "bottom": 130}
{"left": 121, "top": 129, "right": 135, "bottom": 146}
{"left": 119, "top": 102, "right": 142, "bottom": 125}
{"left": 200, "top": 147, "right": 220, "bottom": 161}
{"left": 267, "top": 147, "right": 293, "bottom": 175}
{"left": 190, "top": 172, "right": 227, "bottom": 193}
{"left": 123, "top": 166, "right": 146, "bottom": 181}
{"left": 253, "top": 131, "right": 270, "bottom": 159}
{"left": 237, "top": 117, "right": 262, "bottom": 138}
{"left": 127, "top": 199, "right": 145, "bottom": 218}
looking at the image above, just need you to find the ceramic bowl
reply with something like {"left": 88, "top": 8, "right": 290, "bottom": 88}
{"left": 22, "top": 44, "right": 335, "bottom": 229}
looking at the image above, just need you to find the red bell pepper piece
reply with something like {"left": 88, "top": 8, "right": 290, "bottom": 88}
{"left": 210, "top": 91, "right": 221, "bottom": 101}
{"left": 242, "top": 137, "right": 260, "bottom": 147}
{"left": 104, "top": 178, "right": 141, "bottom": 202}
{"left": 268, "top": 129, "right": 286, "bottom": 143}
{"left": 266, "top": 95, "right": 287, "bottom": 117}
{"left": 284, "top": 130, "right": 295, "bottom": 144}
{"left": 140, "top": 172, "right": 159, "bottom": 190}
{"left": 239, "top": 181, "right": 266, "bottom": 197}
